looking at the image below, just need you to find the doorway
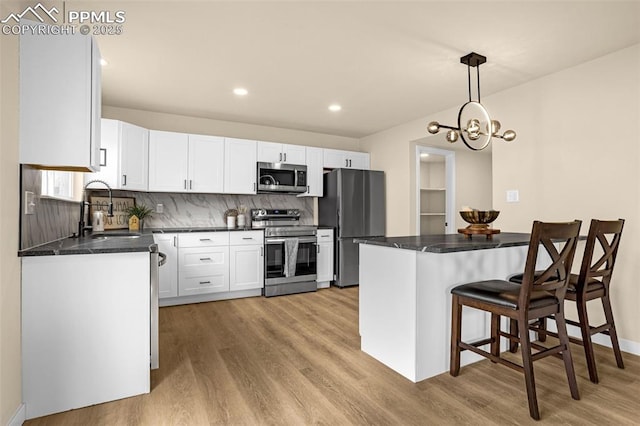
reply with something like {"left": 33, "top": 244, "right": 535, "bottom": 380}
{"left": 415, "top": 146, "right": 455, "bottom": 235}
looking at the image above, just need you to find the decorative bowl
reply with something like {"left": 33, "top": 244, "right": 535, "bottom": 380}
{"left": 459, "top": 210, "right": 500, "bottom": 229}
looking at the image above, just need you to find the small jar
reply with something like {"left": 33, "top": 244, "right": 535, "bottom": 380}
{"left": 237, "top": 214, "right": 246, "bottom": 228}
{"left": 227, "top": 215, "right": 236, "bottom": 228}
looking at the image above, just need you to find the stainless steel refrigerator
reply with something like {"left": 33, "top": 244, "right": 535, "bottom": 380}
{"left": 319, "top": 168, "right": 385, "bottom": 287}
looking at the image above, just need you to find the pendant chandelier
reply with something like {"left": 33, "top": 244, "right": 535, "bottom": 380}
{"left": 427, "top": 52, "right": 516, "bottom": 151}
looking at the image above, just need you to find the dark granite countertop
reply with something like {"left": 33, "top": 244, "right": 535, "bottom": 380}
{"left": 19, "top": 232, "right": 157, "bottom": 257}
{"left": 354, "top": 232, "right": 533, "bottom": 253}
{"left": 148, "top": 226, "right": 261, "bottom": 233}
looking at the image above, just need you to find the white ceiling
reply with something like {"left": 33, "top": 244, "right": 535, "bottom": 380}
{"left": 93, "top": 1, "right": 640, "bottom": 138}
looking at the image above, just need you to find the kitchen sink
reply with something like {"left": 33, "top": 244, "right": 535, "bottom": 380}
{"left": 91, "top": 233, "right": 142, "bottom": 240}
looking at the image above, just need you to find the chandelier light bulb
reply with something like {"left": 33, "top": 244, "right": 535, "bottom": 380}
{"left": 487, "top": 120, "right": 501, "bottom": 135}
{"left": 503, "top": 130, "right": 517, "bottom": 142}
{"left": 446, "top": 130, "right": 459, "bottom": 143}
{"left": 427, "top": 122, "right": 440, "bottom": 134}
{"left": 466, "top": 119, "right": 481, "bottom": 138}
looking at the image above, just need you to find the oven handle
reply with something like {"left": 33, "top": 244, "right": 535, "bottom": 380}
{"left": 265, "top": 236, "right": 317, "bottom": 244}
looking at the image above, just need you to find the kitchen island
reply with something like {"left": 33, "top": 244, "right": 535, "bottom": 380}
{"left": 356, "top": 233, "right": 548, "bottom": 383}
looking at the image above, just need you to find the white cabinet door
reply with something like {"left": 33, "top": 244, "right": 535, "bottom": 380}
{"left": 20, "top": 27, "right": 101, "bottom": 171}
{"left": 153, "top": 233, "right": 178, "bottom": 298}
{"left": 120, "top": 122, "right": 149, "bottom": 191}
{"left": 282, "top": 144, "right": 306, "bottom": 164}
{"left": 87, "top": 119, "right": 119, "bottom": 188}
{"left": 229, "top": 245, "right": 264, "bottom": 291}
{"left": 349, "top": 152, "right": 370, "bottom": 170}
{"left": 148, "top": 130, "right": 189, "bottom": 192}
{"left": 257, "top": 141, "right": 283, "bottom": 163}
{"left": 188, "top": 135, "right": 224, "bottom": 193}
{"left": 179, "top": 246, "right": 230, "bottom": 295}
{"left": 316, "top": 229, "right": 334, "bottom": 287}
{"left": 299, "top": 146, "right": 323, "bottom": 197}
{"left": 257, "top": 142, "right": 306, "bottom": 165}
{"left": 224, "top": 138, "right": 257, "bottom": 194}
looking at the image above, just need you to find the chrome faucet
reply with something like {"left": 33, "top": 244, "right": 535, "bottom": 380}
{"left": 78, "top": 179, "right": 114, "bottom": 236}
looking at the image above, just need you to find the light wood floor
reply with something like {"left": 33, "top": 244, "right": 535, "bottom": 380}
{"left": 27, "top": 287, "right": 639, "bottom": 425}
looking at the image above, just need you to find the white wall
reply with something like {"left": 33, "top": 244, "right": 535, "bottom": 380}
{"left": 491, "top": 44, "right": 640, "bottom": 345}
{"left": 103, "top": 106, "right": 361, "bottom": 151}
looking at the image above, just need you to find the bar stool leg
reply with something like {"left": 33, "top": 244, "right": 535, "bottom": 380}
{"left": 491, "top": 313, "right": 500, "bottom": 360}
{"left": 576, "top": 297, "right": 599, "bottom": 383}
{"left": 450, "top": 295, "right": 462, "bottom": 376}
{"left": 602, "top": 294, "right": 625, "bottom": 370}
{"left": 555, "top": 309, "right": 580, "bottom": 400}
{"left": 509, "top": 319, "right": 518, "bottom": 353}
{"left": 538, "top": 317, "right": 547, "bottom": 342}
{"left": 518, "top": 316, "right": 540, "bottom": 420}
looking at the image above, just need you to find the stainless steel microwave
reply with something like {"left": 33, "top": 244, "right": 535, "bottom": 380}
{"left": 257, "top": 162, "right": 307, "bottom": 194}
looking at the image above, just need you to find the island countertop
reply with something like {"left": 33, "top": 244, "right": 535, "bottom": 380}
{"left": 354, "top": 232, "right": 532, "bottom": 253}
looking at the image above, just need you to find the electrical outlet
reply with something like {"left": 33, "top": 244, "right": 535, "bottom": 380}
{"left": 506, "top": 190, "right": 519, "bottom": 203}
{"left": 24, "top": 191, "right": 36, "bottom": 214}
{"left": 156, "top": 203, "right": 164, "bottom": 214}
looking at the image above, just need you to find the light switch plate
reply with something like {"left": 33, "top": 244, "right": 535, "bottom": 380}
{"left": 506, "top": 190, "right": 519, "bottom": 203}
{"left": 24, "top": 191, "right": 36, "bottom": 214}
{"left": 156, "top": 203, "right": 164, "bottom": 214}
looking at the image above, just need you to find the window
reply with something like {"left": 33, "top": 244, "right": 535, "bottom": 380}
{"left": 41, "top": 171, "right": 75, "bottom": 200}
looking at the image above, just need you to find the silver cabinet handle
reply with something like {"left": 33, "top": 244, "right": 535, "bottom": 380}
{"left": 242, "top": 237, "right": 253, "bottom": 240}
{"left": 199, "top": 257, "right": 212, "bottom": 261}
{"left": 253, "top": 182, "right": 256, "bottom": 192}
{"left": 122, "top": 174, "right": 127, "bottom": 186}
{"left": 199, "top": 281, "right": 211, "bottom": 285}
{"left": 284, "top": 152, "right": 287, "bottom": 162}
{"left": 184, "top": 179, "right": 187, "bottom": 189}
{"left": 100, "top": 148, "right": 107, "bottom": 167}
{"left": 173, "top": 236, "right": 177, "bottom": 247}
{"left": 345, "top": 159, "right": 348, "bottom": 167}
{"left": 199, "top": 238, "right": 212, "bottom": 241}
{"left": 189, "top": 180, "right": 193, "bottom": 189}
{"left": 316, "top": 245, "right": 320, "bottom": 253}
{"left": 279, "top": 152, "right": 282, "bottom": 162}
{"left": 307, "top": 185, "right": 310, "bottom": 193}
{"left": 260, "top": 246, "right": 264, "bottom": 256}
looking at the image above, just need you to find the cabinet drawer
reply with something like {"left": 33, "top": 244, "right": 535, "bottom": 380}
{"left": 229, "top": 230, "right": 263, "bottom": 246}
{"left": 179, "top": 274, "right": 228, "bottom": 295}
{"left": 317, "top": 229, "right": 333, "bottom": 239}
{"left": 179, "top": 232, "right": 229, "bottom": 247}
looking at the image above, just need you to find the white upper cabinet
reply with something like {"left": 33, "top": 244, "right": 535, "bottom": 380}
{"left": 148, "top": 131, "right": 224, "bottom": 193}
{"left": 323, "top": 149, "right": 370, "bottom": 170}
{"left": 299, "top": 146, "right": 323, "bottom": 197}
{"left": 20, "top": 27, "right": 101, "bottom": 171}
{"left": 188, "top": 135, "right": 225, "bottom": 193}
{"left": 149, "top": 130, "right": 189, "bottom": 192}
{"left": 224, "top": 138, "right": 257, "bottom": 194}
{"left": 87, "top": 119, "right": 149, "bottom": 191}
{"left": 257, "top": 141, "right": 306, "bottom": 165}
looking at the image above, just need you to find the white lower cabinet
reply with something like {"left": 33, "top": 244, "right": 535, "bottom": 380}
{"left": 161, "top": 231, "right": 264, "bottom": 303}
{"left": 316, "top": 229, "right": 334, "bottom": 288}
{"left": 153, "top": 233, "right": 178, "bottom": 298}
{"left": 178, "top": 233, "right": 230, "bottom": 296}
{"left": 229, "top": 231, "right": 264, "bottom": 291}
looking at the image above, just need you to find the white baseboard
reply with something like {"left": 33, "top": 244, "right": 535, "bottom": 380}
{"left": 7, "top": 404, "right": 25, "bottom": 426}
{"left": 547, "top": 322, "right": 640, "bottom": 356}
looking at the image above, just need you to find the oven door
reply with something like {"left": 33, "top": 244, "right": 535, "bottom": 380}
{"left": 265, "top": 236, "right": 317, "bottom": 284}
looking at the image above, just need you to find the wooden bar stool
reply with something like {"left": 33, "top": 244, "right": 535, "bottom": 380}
{"left": 508, "top": 219, "right": 625, "bottom": 383}
{"left": 450, "top": 220, "right": 582, "bottom": 420}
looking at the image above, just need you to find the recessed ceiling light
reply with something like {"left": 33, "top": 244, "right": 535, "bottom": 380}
{"left": 233, "top": 87, "right": 248, "bottom": 96}
{"left": 328, "top": 104, "right": 342, "bottom": 112}
{"left": 100, "top": 58, "right": 108, "bottom": 66}
{"left": 420, "top": 153, "right": 430, "bottom": 158}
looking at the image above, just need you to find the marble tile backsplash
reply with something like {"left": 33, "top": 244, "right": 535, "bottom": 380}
{"left": 20, "top": 163, "right": 314, "bottom": 249}
{"left": 20, "top": 165, "right": 79, "bottom": 250}
{"left": 112, "top": 191, "right": 314, "bottom": 228}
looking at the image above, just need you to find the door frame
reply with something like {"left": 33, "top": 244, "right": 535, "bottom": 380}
{"left": 415, "top": 146, "right": 456, "bottom": 234}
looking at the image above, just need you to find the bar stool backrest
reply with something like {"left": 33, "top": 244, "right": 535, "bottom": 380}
{"left": 577, "top": 219, "right": 625, "bottom": 294}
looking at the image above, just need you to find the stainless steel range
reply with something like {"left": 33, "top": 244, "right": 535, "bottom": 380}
{"left": 251, "top": 209, "right": 317, "bottom": 297}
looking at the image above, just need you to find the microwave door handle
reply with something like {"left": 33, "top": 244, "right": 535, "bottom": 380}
{"left": 294, "top": 168, "right": 298, "bottom": 187}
